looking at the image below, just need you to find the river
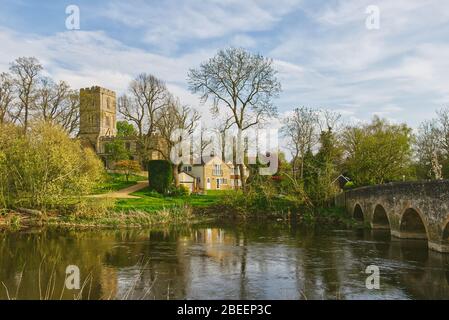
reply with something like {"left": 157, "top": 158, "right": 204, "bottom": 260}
{"left": 0, "top": 222, "right": 448, "bottom": 300}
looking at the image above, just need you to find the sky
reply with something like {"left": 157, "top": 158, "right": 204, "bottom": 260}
{"left": 1, "top": 0, "right": 449, "bottom": 128}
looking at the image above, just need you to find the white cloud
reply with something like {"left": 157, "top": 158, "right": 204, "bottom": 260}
{"left": 101, "top": 0, "right": 302, "bottom": 51}
{"left": 0, "top": 27, "right": 216, "bottom": 120}
{"left": 2, "top": 0, "right": 449, "bottom": 131}
{"left": 268, "top": 0, "right": 449, "bottom": 127}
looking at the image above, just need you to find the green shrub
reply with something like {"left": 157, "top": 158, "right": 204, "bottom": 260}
{"left": 0, "top": 122, "right": 105, "bottom": 211}
{"left": 148, "top": 160, "right": 173, "bottom": 194}
{"left": 179, "top": 185, "right": 190, "bottom": 196}
{"left": 219, "top": 185, "right": 300, "bottom": 217}
{"left": 344, "top": 181, "right": 355, "bottom": 189}
{"left": 168, "top": 185, "right": 190, "bottom": 197}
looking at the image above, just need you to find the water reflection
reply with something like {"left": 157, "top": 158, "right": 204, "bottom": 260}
{"left": 0, "top": 223, "right": 448, "bottom": 300}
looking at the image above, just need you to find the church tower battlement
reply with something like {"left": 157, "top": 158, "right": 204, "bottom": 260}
{"left": 79, "top": 86, "right": 117, "bottom": 151}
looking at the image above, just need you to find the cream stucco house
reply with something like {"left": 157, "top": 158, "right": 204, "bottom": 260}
{"left": 181, "top": 156, "right": 247, "bottom": 191}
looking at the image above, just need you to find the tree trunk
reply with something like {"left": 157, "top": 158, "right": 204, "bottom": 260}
{"left": 238, "top": 163, "right": 246, "bottom": 191}
{"left": 24, "top": 107, "right": 28, "bottom": 133}
{"left": 173, "top": 164, "right": 180, "bottom": 187}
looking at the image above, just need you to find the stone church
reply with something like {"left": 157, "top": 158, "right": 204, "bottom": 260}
{"left": 77, "top": 85, "right": 246, "bottom": 190}
{"left": 78, "top": 86, "right": 163, "bottom": 167}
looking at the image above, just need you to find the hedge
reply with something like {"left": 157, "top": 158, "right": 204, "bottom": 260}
{"left": 148, "top": 160, "right": 173, "bottom": 194}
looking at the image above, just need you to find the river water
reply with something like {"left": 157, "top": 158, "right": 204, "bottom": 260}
{"left": 0, "top": 222, "right": 448, "bottom": 300}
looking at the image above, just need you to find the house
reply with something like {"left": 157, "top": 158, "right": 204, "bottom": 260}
{"left": 332, "top": 174, "right": 351, "bottom": 190}
{"left": 179, "top": 171, "right": 196, "bottom": 193}
{"left": 181, "top": 156, "right": 248, "bottom": 191}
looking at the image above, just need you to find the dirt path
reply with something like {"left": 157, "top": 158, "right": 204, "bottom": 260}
{"left": 93, "top": 181, "right": 149, "bottom": 199}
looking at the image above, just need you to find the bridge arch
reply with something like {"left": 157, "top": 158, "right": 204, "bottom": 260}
{"left": 353, "top": 203, "right": 364, "bottom": 222}
{"left": 343, "top": 180, "right": 449, "bottom": 253}
{"left": 399, "top": 208, "right": 429, "bottom": 240}
{"left": 372, "top": 204, "right": 390, "bottom": 229}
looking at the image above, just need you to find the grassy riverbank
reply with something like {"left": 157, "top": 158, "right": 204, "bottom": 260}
{"left": 0, "top": 189, "right": 227, "bottom": 229}
{"left": 0, "top": 173, "right": 353, "bottom": 229}
{"left": 115, "top": 189, "right": 224, "bottom": 212}
{"left": 0, "top": 205, "right": 353, "bottom": 231}
{"left": 92, "top": 172, "right": 145, "bottom": 194}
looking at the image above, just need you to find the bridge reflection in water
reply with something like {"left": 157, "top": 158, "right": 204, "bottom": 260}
{"left": 341, "top": 180, "right": 449, "bottom": 253}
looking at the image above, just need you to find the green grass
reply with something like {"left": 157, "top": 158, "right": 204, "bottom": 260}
{"left": 93, "top": 172, "right": 146, "bottom": 194}
{"left": 114, "top": 188, "right": 226, "bottom": 212}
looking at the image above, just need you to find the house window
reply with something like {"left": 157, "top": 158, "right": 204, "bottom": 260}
{"left": 213, "top": 164, "right": 222, "bottom": 176}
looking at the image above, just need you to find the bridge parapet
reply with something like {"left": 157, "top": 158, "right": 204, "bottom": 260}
{"left": 342, "top": 180, "right": 449, "bottom": 253}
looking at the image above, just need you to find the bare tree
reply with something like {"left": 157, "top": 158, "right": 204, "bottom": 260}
{"left": 415, "top": 107, "right": 449, "bottom": 179}
{"left": 214, "top": 114, "right": 234, "bottom": 162}
{"left": 431, "top": 150, "right": 443, "bottom": 180}
{"left": 436, "top": 107, "right": 449, "bottom": 156}
{"left": 34, "top": 78, "right": 79, "bottom": 135}
{"left": 9, "top": 57, "right": 43, "bottom": 131}
{"left": 192, "top": 125, "right": 213, "bottom": 165}
{"left": 118, "top": 73, "right": 168, "bottom": 164}
{"left": 0, "top": 72, "right": 14, "bottom": 124}
{"left": 60, "top": 90, "right": 80, "bottom": 136}
{"left": 282, "top": 107, "right": 318, "bottom": 179}
{"left": 155, "top": 95, "right": 200, "bottom": 186}
{"left": 318, "top": 109, "right": 342, "bottom": 133}
{"left": 416, "top": 119, "right": 442, "bottom": 178}
{"left": 188, "top": 48, "right": 281, "bottom": 189}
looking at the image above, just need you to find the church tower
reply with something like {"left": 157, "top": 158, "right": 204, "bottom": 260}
{"left": 78, "top": 86, "right": 117, "bottom": 151}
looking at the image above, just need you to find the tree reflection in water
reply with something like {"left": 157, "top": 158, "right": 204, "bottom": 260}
{"left": 0, "top": 222, "right": 448, "bottom": 300}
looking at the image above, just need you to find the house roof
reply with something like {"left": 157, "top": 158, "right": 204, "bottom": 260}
{"left": 191, "top": 155, "right": 231, "bottom": 167}
{"left": 179, "top": 172, "right": 196, "bottom": 184}
{"left": 332, "top": 174, "right": 351, "bottom": 188}
{"left": 179, "top": 171, "right": 196, "bottom": 179}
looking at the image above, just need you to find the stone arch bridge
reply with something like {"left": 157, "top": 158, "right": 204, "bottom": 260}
{"left": 338, "top": 180, "right": 449, "bottom": 253}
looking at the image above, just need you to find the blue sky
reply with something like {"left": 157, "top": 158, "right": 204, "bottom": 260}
{"left": 1, "top": 0, "right": 449, "bottom": 127}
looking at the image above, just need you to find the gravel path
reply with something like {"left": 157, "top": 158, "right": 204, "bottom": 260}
{"left": 93, "top": 181, "right": 149, "bottom": 199}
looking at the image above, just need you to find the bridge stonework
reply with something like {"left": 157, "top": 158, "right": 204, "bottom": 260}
{"left": 340, "top": 180, "right": 449, "bottom": 253}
